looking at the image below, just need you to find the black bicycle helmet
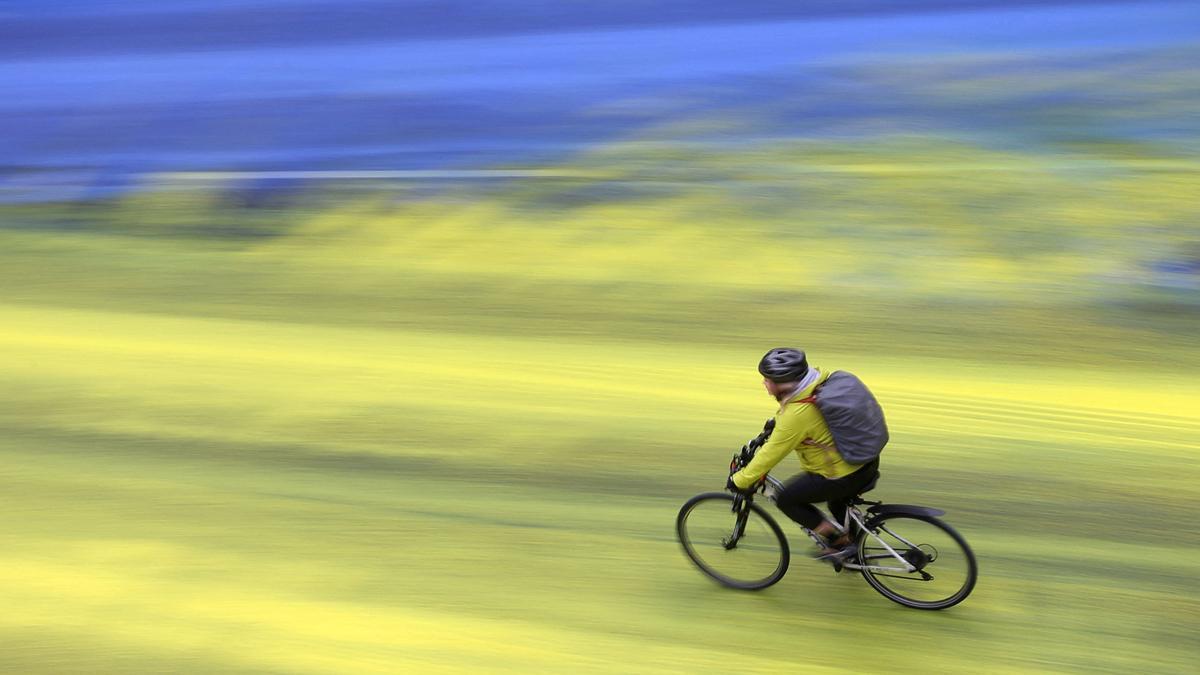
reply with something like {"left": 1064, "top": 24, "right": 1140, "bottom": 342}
{"left": 758, "top": 347, "right": 809, "bottom": 383}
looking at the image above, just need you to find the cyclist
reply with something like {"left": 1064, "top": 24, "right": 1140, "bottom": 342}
{"left": 726, "top": 347, "right": 881, "bottom": 563}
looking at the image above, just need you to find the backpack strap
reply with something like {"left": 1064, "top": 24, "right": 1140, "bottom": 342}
{"left": 796, "top": 390, "right": 837, "bottom": 473}
{"left": 801, "top": 438, "right": 840, "bottom": 476}
{"left": 802, "top": 437, "right": 836, "bottom": 452}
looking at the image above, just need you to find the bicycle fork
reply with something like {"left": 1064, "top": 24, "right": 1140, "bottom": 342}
{"left": 722, "top": 496, "right": 751, "bottom": 550}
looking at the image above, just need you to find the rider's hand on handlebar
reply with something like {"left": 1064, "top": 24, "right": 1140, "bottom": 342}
{"left": 726, "top": 475, "right": 760, "bottom": 496}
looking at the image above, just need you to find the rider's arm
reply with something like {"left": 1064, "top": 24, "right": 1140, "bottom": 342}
{"left": 731, "top": 412, "right": 802, "bottom": 489}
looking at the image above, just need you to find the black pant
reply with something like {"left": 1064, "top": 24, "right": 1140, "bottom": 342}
{"left": 775, "top": 460, "right": 880, "bottom": 530}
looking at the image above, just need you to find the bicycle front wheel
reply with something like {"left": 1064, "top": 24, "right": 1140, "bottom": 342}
{"left": 676, "top": 492, "right": 789, "bottom": 590}
{"left": 857, "top": 513, "right": 977, "bottom": 610}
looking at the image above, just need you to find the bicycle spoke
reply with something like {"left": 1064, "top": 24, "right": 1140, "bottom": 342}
{"left": 677, "top": 493, "right": 789, "bottom": 590}
{"left": 856, "top": 514, "right": 976, "bottom": 610}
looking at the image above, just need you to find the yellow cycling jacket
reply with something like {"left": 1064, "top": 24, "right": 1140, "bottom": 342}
{"left": 731, "top": 368, "right": 867, "bottom": 488}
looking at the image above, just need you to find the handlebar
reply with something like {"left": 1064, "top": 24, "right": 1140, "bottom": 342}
{"left": 728, "top": 418, "right": 777, "bottom": 508}
{"left": 729, "top": 417, "right": 776, "bottom": 474}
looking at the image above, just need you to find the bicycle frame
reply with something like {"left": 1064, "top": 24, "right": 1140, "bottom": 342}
{"left": 762, "top": 475, "right": 921, "bottom": 575}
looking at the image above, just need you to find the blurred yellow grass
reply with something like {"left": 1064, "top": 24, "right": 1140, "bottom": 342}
{"left": 4, "top": 301, "right": 1194, "bottom": 459}
{"left": 1, "top": 291, "right": 1198, "bottom": 671}
{"left": 1, "top": 135, "right": 1198, "bottom": 670}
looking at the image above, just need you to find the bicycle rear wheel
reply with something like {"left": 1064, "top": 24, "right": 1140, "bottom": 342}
{"left": 856, "top": 513, "right": 977, "bottom": 609}
{"left": 676, "top": 492, "right": 789, "bottom": 590}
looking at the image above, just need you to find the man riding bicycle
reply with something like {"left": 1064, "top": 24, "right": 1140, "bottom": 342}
{"left": 726, "top": 347, "right": 881, "bottom": 563}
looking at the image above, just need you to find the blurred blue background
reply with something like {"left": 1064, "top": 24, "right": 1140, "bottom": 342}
{"left": 4, "top": 0, "right": 1198, "bottom": 200}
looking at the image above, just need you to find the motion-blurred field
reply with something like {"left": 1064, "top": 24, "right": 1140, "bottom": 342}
{"left": 2, "top": 144, "right": 1198, "bottom": 673}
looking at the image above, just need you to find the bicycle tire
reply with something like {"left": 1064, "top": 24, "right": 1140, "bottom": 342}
{"left": 676, "top": 492, "right": 790, "bottom": 590}
{"left": 856, "top": 513, "right": 977, "bottom": 610}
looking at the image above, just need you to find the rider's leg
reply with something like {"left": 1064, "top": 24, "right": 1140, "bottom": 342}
{"left": 821, "top": 503, "right": 853, "bottom": 547}
{"left": 775, "top": 473, "right": 845, "bottom": 547}
{"left": 778, "top": 464, "right": 880, "bottom": 555}
{"left": 824, "top": 460, "right": 882, "bottom": 547}
{"left": 811, "top": 514, "right": 849, "bottom": 547}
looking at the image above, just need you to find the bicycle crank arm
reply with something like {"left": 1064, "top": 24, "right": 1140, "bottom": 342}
{"left": 842, "top": 562, "right": 918, "bottom": 574}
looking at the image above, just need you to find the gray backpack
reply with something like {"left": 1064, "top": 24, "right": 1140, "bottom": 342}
{"left": 796, "top": 371, "right": 889, "bottom": 464}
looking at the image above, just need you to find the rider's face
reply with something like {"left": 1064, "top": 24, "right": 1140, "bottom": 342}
{"left": 763, "top": 378, "right": 784, "bottom": 398}
{"left": 763, "top": 377, "right": 800, "bottom": 401}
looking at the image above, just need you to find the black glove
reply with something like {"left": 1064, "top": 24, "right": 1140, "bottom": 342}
{"left": 726, "top": 476, "right": 758, "bottom": 495}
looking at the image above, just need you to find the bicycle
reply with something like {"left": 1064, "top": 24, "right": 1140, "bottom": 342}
{"left": 675, "top": 439, "right": 978, "bottom": 610}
